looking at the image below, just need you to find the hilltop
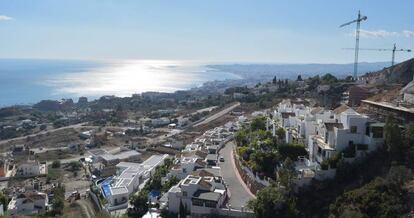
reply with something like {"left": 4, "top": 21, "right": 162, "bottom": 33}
{"left": 360, "top": 58, "right": 414, "bottom": 85}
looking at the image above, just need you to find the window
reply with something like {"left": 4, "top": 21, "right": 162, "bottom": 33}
{"left": 372, "top": 127, "right": 383, "bottom": 138}
{"left": 350, "top": 126, "right": 357, "bottom": 133}
{"left": 183, "top": 191, "right": 187, "bottom": 197}
{"left": 205, "top": 201, "right": 217, "bottom": 208}
{"left": 192, "top": 199, "right": 204, "bottom": 206}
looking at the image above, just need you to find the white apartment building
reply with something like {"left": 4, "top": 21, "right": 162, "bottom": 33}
{"left": 308, "top": 108, "right": 384, "bottom": 163}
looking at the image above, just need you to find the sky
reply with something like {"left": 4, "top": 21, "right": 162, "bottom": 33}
{"left": 0, "top": 0, "right": 413, "bottom": 63}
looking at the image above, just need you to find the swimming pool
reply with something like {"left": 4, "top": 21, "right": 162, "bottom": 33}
{"left": 100, "top": 177, "right": 113, "bottom": 197}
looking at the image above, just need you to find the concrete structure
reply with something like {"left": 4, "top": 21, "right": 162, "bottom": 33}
{"left": 99, "top": 150, "right": 141, "bottom": 166}
{"left": 361, "top": 100, "right": 414, "bottom": 124}
{"left": 151, "top": 117, "right": 170, "bottom": 127}
{"left": 14, "top": 160, "right": 46, "bottom": 177}
{"left": 7, "top": 192, "right": 48, "bottom": 217}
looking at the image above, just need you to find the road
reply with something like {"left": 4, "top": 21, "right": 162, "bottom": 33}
{"left": 219, "top": 141, "right": 255, "bottom": 209}
{"left": 194, "top": 102, "right": 240, "bottom": 127}
{"left": 0, "top": 122, "right": 89, "bottom": 146}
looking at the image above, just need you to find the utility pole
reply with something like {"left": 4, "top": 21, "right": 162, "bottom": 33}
{"left": 340, "top": 11, "right": 368, "bottom": 80}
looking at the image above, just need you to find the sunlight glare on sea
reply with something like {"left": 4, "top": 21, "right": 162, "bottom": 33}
{"left": 43, "top": 59, "right": 237, "bottom": 98}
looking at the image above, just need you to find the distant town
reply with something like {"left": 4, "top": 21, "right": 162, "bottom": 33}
{"left": 0, "top": 57, "right": 413, "bottom": 217}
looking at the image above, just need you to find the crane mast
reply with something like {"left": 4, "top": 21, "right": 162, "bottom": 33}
{"left": 340, "top": 11, "right": 368, "bottom": 80}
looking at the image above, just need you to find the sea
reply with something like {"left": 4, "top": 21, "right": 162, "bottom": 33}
{"left": 0, "top": 59, "right": 241, "bottom": 107}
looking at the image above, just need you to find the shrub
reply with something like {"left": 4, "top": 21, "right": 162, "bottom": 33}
{"left": 356, "top": 144, "right": 368, "bottom": 151}
{"left": 342, "top": 144, "right": 356, "bottom": 158}
{"left": 320, "top": 160, "right": 329, "bottom": 170}
{"left": 51, "top": 160, "right": 61, "bottom": 168}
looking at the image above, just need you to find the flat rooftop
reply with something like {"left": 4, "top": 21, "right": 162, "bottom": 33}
{"left": 193, "top": 190, "right": 221, "bottom": 202}
{"left": 110, "top": 186, "right": 129, "bottom": 195}
{"left": 142, "top": 154, "right": 168, "bottom": 168}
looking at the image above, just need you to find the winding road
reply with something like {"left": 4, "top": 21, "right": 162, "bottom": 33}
{"left": 219, "top": 141, "right": 255, "bottom": 209}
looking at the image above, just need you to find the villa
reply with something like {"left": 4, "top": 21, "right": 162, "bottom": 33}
{"left": 167, "top": 175, "right": 227, "bottom": 216}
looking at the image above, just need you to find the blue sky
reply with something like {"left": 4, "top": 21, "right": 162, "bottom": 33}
{"left": 0, "top": 0, "right": 413, "bottom": 63}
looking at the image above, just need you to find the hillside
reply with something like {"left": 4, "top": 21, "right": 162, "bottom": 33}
{"left": 361, "top": 58, "right": 414, "bottom": 85}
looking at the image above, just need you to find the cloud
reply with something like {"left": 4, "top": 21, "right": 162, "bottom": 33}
{"left": 0, "top": 15, "right": 14, "bottom": 21}
{"left": 358, "top": 29, "right": 398, "bottom": 38}
{"left": 402, "top": 30, "right": 414, "bottom": 38}
{"left": 351, "top": 29, "right": 414, "bottom": 39}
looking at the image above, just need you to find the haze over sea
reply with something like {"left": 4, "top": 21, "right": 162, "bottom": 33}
{"left": 0, "top": 59, "right": 241, "bottom": 107}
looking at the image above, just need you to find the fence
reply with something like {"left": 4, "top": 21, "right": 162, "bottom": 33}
{"left": 232, "top": 147, "right": 267, "bottom": 195}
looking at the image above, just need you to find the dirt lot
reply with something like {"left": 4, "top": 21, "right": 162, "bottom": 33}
{"left": 62, "top": 198, "right": 101, "bottom": 218}
{"left": 0, "top": 128, "right": 85, "bottom": 152}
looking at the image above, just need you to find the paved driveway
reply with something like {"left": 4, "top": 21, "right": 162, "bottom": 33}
{"left": 219, "top": 141, "right": 255, "bottom": 209}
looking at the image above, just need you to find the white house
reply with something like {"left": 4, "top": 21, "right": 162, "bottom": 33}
{"left": 308, "top": 108, "right": 384, "bottom": 163}
{"left": 104, "top": 154, "right": 169, "bottom": 210}
{"left": 167, "top": 175, "right": 227, "bottom": 216}
{"left": 7, "top": 192, "right": 48, "bottom": 217}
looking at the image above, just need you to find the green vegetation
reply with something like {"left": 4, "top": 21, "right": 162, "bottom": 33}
{"left": 47, "top": 183, "right": 65, "bottom": 216}
{"left": 330, "top": 166, "right": 413, "bottom": 218}
{"left": 384, "top": 115, "right": 404, "bottom": 162}
{"left": 51, "top": 160, "right": 61, "bottom": 168}
{"left": 247, "top": 184, "right": 298, "bottom": 218}
{"left": 235, "top": 117, "right": 307, "bottom": 179}
{"left": 250, "top": 116, "right": 266, "bottom": 131}
{"left": 47, "top": 166, "right": 62, "bottom": 182}
{"left": 0, "top": 192, "right": 8, "bottom": 213}
{"left": 68, "top": 161, "right": 82, "bottom": 172}
{"left": 249, "top": 118, "right": 414, "bottom": 217}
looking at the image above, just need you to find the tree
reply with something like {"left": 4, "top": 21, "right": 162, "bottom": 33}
{"left": 384, "top": 115, "right": 404, "bottom": 161}
{"left": 51, "top": 160, "right": 61, "bottom": 168}
{"left": 330, "top": 177, "right": 407, "bottom": 218}
{"left": 321, "top": 73, "right": 338, "bottom": 84}
{"left": 128, "top": 193, "right": 149, "bottom": 217}
{"left": 386, "top": 165, "right": 413, "bottom": 186}
{"left": 0, "top": 192, "right": 8, "bottom": 212}
{"left": 68, "top": 161, "right": 82, "bottom": 172}
{"left": 404, "top": 122, "right": 414, "bottom": 167}
{"left": 278, "top": 144, "right": 308, "bottom": 161}
{"left": 276, "top": 128, "right": 285, "bottom": 141}
{"left": 49, "top": 184, "right": 65, "bottom": 216}
{"left": 251, "top": 116, "right": 266, "bottom": 132}
{"left": 247, "top": 185, "right": 288, "bottom": 218}
{"left": 404, "top": 122, "right": 414, "bottom": 148}
{"left": 277, "top": 158, "right": 297, "bottom": 190}
{"left": 339, "top": 209, "right": 365, "bottom": 218}
{"left": 235, "top": 128, "right": 248, "bottom": 146}
{"left": 249, "top": 151, "right": 280, "bottom": 177}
